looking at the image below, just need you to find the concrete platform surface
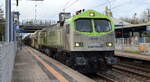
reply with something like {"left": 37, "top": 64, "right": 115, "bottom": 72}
{"left": 115, "top": 51, "right": 150, "bottom": 61}
{"left": 12, "top": 46, "right": 95, "bottom": 82}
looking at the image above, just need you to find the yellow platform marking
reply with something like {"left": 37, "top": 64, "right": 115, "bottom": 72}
{"left": 28, "top": 48, "right": 69, "bottom": 82}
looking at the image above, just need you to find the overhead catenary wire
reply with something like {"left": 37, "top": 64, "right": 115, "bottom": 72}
{"left": 92, "top": 2, "right": 108, "bottom": 9}
{"left": 90, "top": 0, "right": 132, "bottom": 11}
{"left": 91, "top": 0, "right": 116, "bottom": 9}
{"left": 92, "top": 0, "right": 133, "bottom": 15}
{"left": 63, "top": 0, "right": 113, "bottom": 13}
{"left": 110, "top": 0, "right": 142, "bottom": 19}
{"left": 85, "top": 0, "right": 115, "bottom": 15}
{"left": 63, "top": 0, "right": 73, "bottom": 10}
{"left": 111, "top": 0, "right": 132, "bottom": 11}
{"left": 106, "top": 0, "right": 111, "bottom": 10}
{"left": 63, "top": 0, "right": 79, "bottom": 12}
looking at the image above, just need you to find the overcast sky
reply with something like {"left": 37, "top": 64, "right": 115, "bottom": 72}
{"left": 0, "top": 0, "right": 150, "bottom": 21}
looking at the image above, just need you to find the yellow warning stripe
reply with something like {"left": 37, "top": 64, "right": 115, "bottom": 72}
{"left": 28, "top": 49, "right": 69, "bottom": 82}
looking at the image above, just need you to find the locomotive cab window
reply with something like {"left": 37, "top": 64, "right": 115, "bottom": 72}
{"left": 94, "top": 19, "right": 112, "bottom": 32}
{"left": 75, "top": 19, "right": 92, "bottom": 32}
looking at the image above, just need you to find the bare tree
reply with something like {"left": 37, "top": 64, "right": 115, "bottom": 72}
{"left": 119, "top": 9, "right": 150, "bottom": 24}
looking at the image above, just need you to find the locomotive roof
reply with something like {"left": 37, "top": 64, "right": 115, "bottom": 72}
{"left": 66, "top": 10, "right": 112, "bottom": 22}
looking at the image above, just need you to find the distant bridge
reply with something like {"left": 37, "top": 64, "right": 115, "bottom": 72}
{"left": 19, "top": 24, "right": 49, "bottom": 33}
{"left": 18, "top": 20, "right": 56, "bottom": 33}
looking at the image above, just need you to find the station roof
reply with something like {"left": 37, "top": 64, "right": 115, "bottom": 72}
{"left": 115, "top": 22, "right": 150, "bottom": 29}
{"left": 112, "top": 18, "right": 132, "bottom": 26}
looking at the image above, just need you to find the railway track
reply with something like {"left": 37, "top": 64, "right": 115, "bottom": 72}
{"left": 90, "top": 69, "right": 139, "bottom": 82}
{"left": 97, "top": 72, "right": 119, "bottom": 82}
{"left": 89, "top": 62, "right": 150, "bottom": 82}
{"left": 120, "top": 61, "right": 150, "bottom": 72}
{"left": 113, "top": 63, "right": 150, "bottom": 82}
{"left": 86, "top": 70, "right": 131, "bottom": 82}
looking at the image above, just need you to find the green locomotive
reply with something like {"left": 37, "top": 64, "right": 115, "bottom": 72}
{"left": 31, "top": 10, "right": 117, "bottom": 73}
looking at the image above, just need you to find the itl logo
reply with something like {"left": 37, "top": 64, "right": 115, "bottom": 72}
{"left": 89, "top": 37, "right": 99, "bottom": 40}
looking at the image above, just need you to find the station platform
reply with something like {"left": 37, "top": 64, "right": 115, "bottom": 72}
{"left": 115, "top": 51, "right": 150, "bottom": 61}
{"left": 12, "top": 46, "right": 95, "bottom": 82}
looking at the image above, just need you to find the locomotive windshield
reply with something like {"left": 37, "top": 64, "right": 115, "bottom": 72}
{"left": 75, "top": 19, "right": 92, "bottom": 32}
{"left": 94, "top": 19, "right": 112, "bottom": 32}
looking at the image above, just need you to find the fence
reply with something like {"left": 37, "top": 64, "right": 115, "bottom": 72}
{"left": 115, "top": 38, "right": 150, "bottom": 55}
{"left": 0, "top": 42, "right": 16, "bottom": 82}
{"left": 116, "top": 38, "right": 139, "bottom": 50}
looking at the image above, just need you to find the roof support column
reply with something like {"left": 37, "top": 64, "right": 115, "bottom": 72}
{"left": 5, "top": 0, "right": 12, "bottom": 42}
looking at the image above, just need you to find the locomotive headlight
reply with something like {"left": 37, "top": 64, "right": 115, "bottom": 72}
{"left": 75, "top": 42, "right": 80, "bottom": 47}
{"left": 106, "top": 42, "right": 113, "bottom": 47}
{"left": 75, "top": 42, "right": 83, "bottom": 47}
{"left": 89, "top": 12, "right": 95, "bottom": 16}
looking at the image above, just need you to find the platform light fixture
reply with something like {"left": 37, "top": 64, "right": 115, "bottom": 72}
{"left": 28, "top": 0, "right": 44, "bottom": 24}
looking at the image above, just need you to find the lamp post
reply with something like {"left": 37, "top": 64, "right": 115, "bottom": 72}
{"left": 29, "top": 0, "right": 44, "bottom": 25}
